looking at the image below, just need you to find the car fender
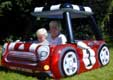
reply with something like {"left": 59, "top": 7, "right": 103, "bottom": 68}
{"left": 50, "top": 45, "right": 79, "bottom": 78}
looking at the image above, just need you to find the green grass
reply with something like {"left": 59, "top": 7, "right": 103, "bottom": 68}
{"left": 0, "top": 47, "right": 113, "bottom": 80}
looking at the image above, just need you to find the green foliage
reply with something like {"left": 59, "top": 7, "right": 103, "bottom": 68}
{"left": 0, "top": 1, "right": 12, "bottom": 10}
{"left": 0, "top": 0, "right": 113, "bottom": 43}
{"left": 0, "top": 0, "right": 33, "bottom": 16}
{"left": 0, "top": 1, "right": 12, "bottom": 16}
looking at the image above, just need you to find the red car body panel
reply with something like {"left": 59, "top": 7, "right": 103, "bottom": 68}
{"left": 1, "top": 40, "right": 107, "bottom": 79}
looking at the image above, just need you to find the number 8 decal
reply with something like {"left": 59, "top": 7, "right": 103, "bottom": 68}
{"left": 82, "top": 48, "right": 96, "bottom": 69}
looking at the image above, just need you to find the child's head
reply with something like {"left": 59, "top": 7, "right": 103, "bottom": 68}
{"left": 36, "top": 28, "right": 48, "bottom": 42}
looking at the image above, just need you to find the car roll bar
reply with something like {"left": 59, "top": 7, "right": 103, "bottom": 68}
{"left": 63, "top": 11, "right": 75, "bottom": 43}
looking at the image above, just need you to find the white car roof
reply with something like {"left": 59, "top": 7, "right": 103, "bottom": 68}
{"left": 31, "top": 3, "right": 93, "bottom": 18}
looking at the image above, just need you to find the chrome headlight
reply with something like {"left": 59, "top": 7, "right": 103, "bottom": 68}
{"left": 37, "top": 46, "right": 50, "bottom": 61}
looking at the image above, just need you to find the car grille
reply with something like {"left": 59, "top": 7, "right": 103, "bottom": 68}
{"left": 6, "top": 51, "right": 38, "bottom": 65}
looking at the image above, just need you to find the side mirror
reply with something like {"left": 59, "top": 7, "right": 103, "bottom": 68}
{"left": 77, "top": 41, "right": 89, "bottom": 49}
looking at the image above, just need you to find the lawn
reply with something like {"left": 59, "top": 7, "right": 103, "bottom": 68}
{"left": 0, "top": 46, "right": 113, "bottom": 80}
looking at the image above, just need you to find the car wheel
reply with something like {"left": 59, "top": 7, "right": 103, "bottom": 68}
{"left": 61, "top": 50, "right": 78, "bottom": 76}
{"left": 99, "top": 45, "right": 110, "bottom": 66}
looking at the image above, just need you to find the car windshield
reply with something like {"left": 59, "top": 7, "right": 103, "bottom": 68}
{"left": 32, "top": 17, "right": 96, "bottom": 41}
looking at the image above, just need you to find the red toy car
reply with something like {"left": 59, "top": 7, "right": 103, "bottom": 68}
{"left": 1, "top": 3, "right": 110, "bottom": 79}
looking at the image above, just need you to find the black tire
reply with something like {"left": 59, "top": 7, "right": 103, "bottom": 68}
{"left": 59, "top": 47, "right": 79, "bottom": 77}
{"left": 98, "top": 45, "right": 110, "bottom": 66}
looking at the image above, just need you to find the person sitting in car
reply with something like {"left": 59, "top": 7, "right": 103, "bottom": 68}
{"left": 47, "top": 20, "right": 67, "bottom": 45}
{"left": 36, "top": 28, "right": 49, "bottom": 45}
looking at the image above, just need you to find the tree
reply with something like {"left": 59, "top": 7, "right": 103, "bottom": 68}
{"left": 0, "top": 0, "right": 113, "bottom": 44}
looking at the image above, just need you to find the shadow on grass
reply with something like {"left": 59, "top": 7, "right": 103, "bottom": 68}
{"left": 0, "top": 66, "right": 50, "bottom": 80}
